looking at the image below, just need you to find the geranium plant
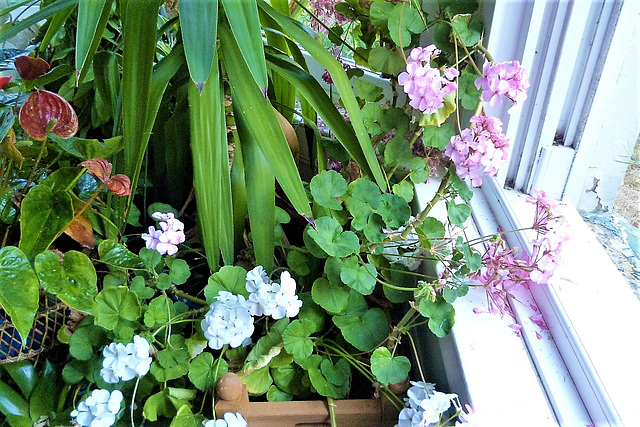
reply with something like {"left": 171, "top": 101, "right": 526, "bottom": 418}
{"left": 0, "top": 1, "right": 568, "bottom": 427}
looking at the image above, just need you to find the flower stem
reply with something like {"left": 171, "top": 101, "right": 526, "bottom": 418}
{"left": 476, "top": 43, "right": 495, "bottom": 62}
{"left": 400, "top": 173, "right": 451, "bottom": 241}
{"left": 327, "top": 397, "right": 337, "bottom": 427}
{"left": 131, "top": 376, "right": 141, "bottom": 427}
{"left": 172, "top": 288, "right": 207, "bottom": 306}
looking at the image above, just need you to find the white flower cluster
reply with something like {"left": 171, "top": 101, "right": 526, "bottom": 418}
{"left": 71, "top": 389, "right": 123, "bottom": 427}
{"left": 245, "top": 267, "right": 303, "bottom": 319}
{"left": 204, "top": 412, "right": 248, "bottom": 427}
{"left": 396, "top": 381, "right": 477, "bottom": 427}
{"left": 202, "top": 291, "right": 255, "bottom": 350}
{"left": 202, "top": 267, "right": 302, "bottom": 350}
{"left": 382, "top": 217, "right": 425, "bottom": 271}
{"left": 141, "top": 211, "right": 186, "bottom": 256}
{"left": 100, "top": 335, "right": 152, "bottom": 384}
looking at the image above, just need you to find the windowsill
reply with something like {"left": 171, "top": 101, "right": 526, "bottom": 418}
{"left": 414, "top": 181, "right": 640, "bottom": 426}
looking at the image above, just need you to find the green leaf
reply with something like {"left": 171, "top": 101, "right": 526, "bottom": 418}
{"left": 50, "top": 134, "right": 124, "bottom": 160}
{"left": 130, "top": 275, "right": 155, "bottom": 300}
{"left": 29, "top": 361, "right": 58, "bottom": 421}
{"left": 310, "top": 170, "right": 347, "bottom": 210}
{"left": 35, "top": 250, "right": 98, "bottom": 313}
{"left": 367, "top": 46, "right": 405, "bottom": 75}
{"left": 450, "top": 14, "right": 483, "bottom": 47}
{"left": 94, "top": 287, "right": 141, "bottom": 330}
{"left": 2, "top": 362, "right": 36, "bottom": 398}
{"left": 354, "top": 79, "right": 384, "bottom": 102}
{"left": 144, "top": 295, "right": 173, "bottom": 328}
{"left": 410, "top": 157, "right": 430, "bottom": 184}
{"left": 369, "top": 1, "right": 395, "bottom": 28}
{"left": 98, "top": 240, "right": 145, "bottom": 270}
{"left": 179, "top": 0, "right": 218, "bottom": 87}
{"left": 143, "top": 389, "right": 191, "bottom": 421}
{"left": 170, "top": 405, "right": 205, "bottom": 427}
{"left": 384, "top": 135, "right": 413, "bottom": 166}
{"left": 0, "top": 247, "right": 39, "bottom": 341}
{"left": 422, "top": 123, "right": 455, "bottom": 150}
{"left": 363, "top": 213, "right": 387, "bottom": 244}
{"left": 448, "top": 165, "right": 474, "bottom": 201}
{"left": 167, "top": 258, "right": 190, "bottom": 285}
{"left": 380, "top": 108, "right": 410, "bottom": 136}
{"left": 122, "top": 0, "right": 163, "bottom": 205}
{"left": 147, "top": 202, "right": 179, "bottom": 218}
{"left": 259, "top": 2, "right": 386, "bottom": 190}
{"left": 244, "top": 318, "right": 289, "bottom": 372}
{"left": 298, "top": 293, "right": 325, "bottom": 333}
{"left": 419, "top": 297, "right": 455, "bottom": 337}
{"left": 156, "top": 273, "right": 172, "bottom": 291}
{"left": 370, "top": 347, "right": 410, "bottom": 385}
{"left": 0, "top": 0, "right": 79, "bottom": 43}
{"left": 0, "top": 380, "right": 29, "bottom": 418}
{"left": 339, "top": 257, "right": 377, "bottom": 296}
{"left": 204, "top": 265, "right": 249, "bottom": 303}
{"left": 303, "top": 356, "right": 348, "bottom": 399}
{"left": 267, "top": 385, "right": 292, "bottom": 402}
{"left": 150, "top": 359, "right": 190, "bottom": 382}
{"left": 388, "top": 3, "right": 425, "bottom": 48}
{"left": 68, "top": 323, "right": 106, "bottom": 361}
{"left": 447, "top": 202, "right": 471, "bottom": 227}
{"left": 188, "top": 59, "right": 234, "bottom": 271}
{"left": 343, "top": 179, "right": 381, "bottom": 230}
{"left": 282, "top": 319, "right": 315, "bottom": 361}
{"left": 311, "top": 277, "right": 350, "bottom": 315}
{"left": 416, "top": 217, "right": 446, "bottom": 244}
{"left": 222, "top": 0, "right": 267, "bottom": 90}
{"left": 393, "top": 180, "right": 414, "bottom": 203}
{"left": 241, "top": 365, "right": 272, "bottom": 395}
{"left": 361, "top": 103, "right": 383, "bottom": 135}
{"left": 0, "top": 107, "right": 14, "bottom": 143}
{"left": 377, "top": 193, "right": 411, "bottom": 229}
{"left": 333, "top": 308, "right": 389, "bottom": 352}
{"left": 76, "top": 0, "right": 113, "bottom": 85}
{"left": 460, "top": 241, "right": 481, "bottom": 272}
{"left": 320, "top": 358, "right": 350, "bottom": 387}
{"left": 40, "top": 4, "right": 76, "bottom": 52}
{"left": 307, "top": 217, "right": 359, "bottom": 258}
{"left": 271, "top": 364, "right": 307, "bottom": 396}
{"left": 188, "top": 353, "right": 228, "bottom": 391}
{"left": 286, "top": 250, "right": 310, "bottom": 276}
{"left": 19, "top": 185, "right": 73, "bottom": 260}
{"left": 139, "top": 248, "right": 162, "bottom": 271}
{"left": 419, "top": 93, "right": 457, "bottom": 127}
{"left": 220, "top": 22, "right": 311, "bottom": 218}
{"left": 458, "top": 67, "right": 481, "bottom": 110}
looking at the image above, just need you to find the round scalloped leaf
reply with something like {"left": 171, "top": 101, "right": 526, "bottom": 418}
{"left": 188, "top": 353, "right": 228, "bottom": 391}
{"left": 306, "top": 216, "right": 359, "bottom": 258}
{"left": 370, "top": 347, "right": 411, "bottom": 385}
{"left": 339, "top": 256, "right": 377, "bottom": 296}
{"left": 94, "top": 286, "right": 141, "bottom": 330}
{"left": 312, "top": 277, "right": 350, "bottom": 315}
{"left": 282, "top": 319, "right": 316, "bottom": 361}
{"left": 333, "top": 308, "right": 389, "bottom": 352}
{"left": 204, "top": 265, "right": 249, "bottom": 303}
{"left": 419, "top": 297, "right": 456, "bottom": 338}
{"left": 310, "top": 170, "right": 348, "bottom": 210}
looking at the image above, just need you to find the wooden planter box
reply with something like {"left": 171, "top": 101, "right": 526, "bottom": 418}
{"left": 214, "top": 374, "right": 399, "bottom": 426}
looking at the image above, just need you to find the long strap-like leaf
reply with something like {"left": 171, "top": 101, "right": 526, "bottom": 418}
{"left": 76, "top": 0, "right": 113, "bottom": 85}
{"left": 235, "top": 111, "right": 275, "bottom": 272}
{"left": 179, "top": 0, "right": 218, "bottom": 90}
{"left": 189, "top": 59, "right": 234, "bottom": 271}
{"left": 39, "top": 3, "right": 76, "bottom": 51}
{"left": 122, "top": 0, "right": 162, "bottom": 198}
{"left": 219, "top": 22, "right": 312, "bottom": 219}
{"left": 0, "top": 0, "right": 79, "bottom": 43}
{"left": 266, "top": 52, "right": 378, "bottom": 180}
{"left": 221, "top": 0, "right": 268, "bottom": 91}
{"left": 258, "top": 0, "right": 387, "bottom": 191}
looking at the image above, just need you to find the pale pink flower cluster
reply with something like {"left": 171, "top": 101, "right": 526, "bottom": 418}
{"left": 398, "top": 45, "right": 459, "bottom": 114}
{"left": 308, "top": 0, "right": 349, "bottom": 34}
{"left": 444, "top": 115, "right": 510, "bottom": 187}
{"left": 469, "top": 189, "right": 568, "bottom": 317}
{"left": 245, "top": 266, "right": 302, "bottom": 320}
{"left": 100, "top": 335, "right": 152, "bottom": 384}
{"left": 141, "top": 212, "right": 185, "bottom": 256}
{"left": 475, "top": 60, "right": 530, "bottom": 114}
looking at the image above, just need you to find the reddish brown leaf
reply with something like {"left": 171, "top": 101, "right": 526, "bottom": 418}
{"left": 0, "top": 75, "right": 12, "bottom": 89}
{"left": 64, "top": 214, "right": 95, "bottom": 248}
{"left": 105, "top": 174, "right": 131, "bottom": 196}
{"left": 19, "top": 90, "right": 78, "bottom": 140}
{"left": 79, "top": 158, "right": 112, "bottom": 183}
{"left": 14, "top": 56, "right": 50, "bottom": 80}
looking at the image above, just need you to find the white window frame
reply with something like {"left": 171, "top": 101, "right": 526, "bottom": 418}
{"left": 452, "top": 0, "right": 640, "bottom": 425}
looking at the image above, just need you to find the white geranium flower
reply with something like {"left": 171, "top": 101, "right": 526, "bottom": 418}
{"left": 201, "top": 292, "right": 254, "bottom": 350}
{"left": 204, "top": 412, "right": 248, "bottom": 427}
{"left": 244, "top": 268, "right": 302, "bottom": 320}
{"left": 71, "top": 389, "right": 123, "bottom": 427}
{"left": 100, "top": 336, "right": 152, "bottom": 384}
{"left": 406, "top": 381, "right": 435, "bottom": 411}
{"left": 420, "top": 391, "right": 458, "bottom": 424}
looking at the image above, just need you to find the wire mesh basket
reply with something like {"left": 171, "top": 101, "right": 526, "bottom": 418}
{"left": 0, "top": 291, "right": 68, "bottom": 363}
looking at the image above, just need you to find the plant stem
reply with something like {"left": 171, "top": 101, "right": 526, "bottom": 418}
{"left": 386, "top": 304, "right": 419, "bottom": 350}
{"left": 131, "top": 376, "right": 140, "bottom": 427}
{"left": 400, "top": 173, "right": 451, "bottom": 241}
{"left": 406, "top": 331, "right": 426, "bottom": 385}
{"left": 23, "top": 137, "right": 48, "bottom": 191}
{"left": 327, "top": 397, "right": 337, "bottom": 427}
{"left": 476, "top": 43, "right": 495, "bottom": 62}
{"left": 172, "top": 288, "right": 207, "bottom": 306}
